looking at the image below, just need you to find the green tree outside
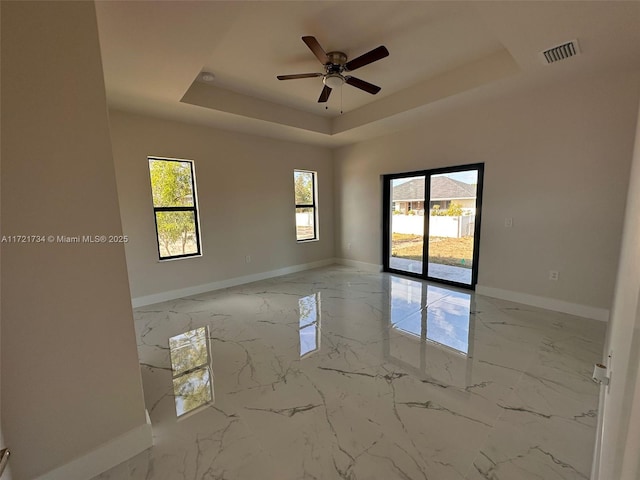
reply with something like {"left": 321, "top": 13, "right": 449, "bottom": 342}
{"left": 431, "top": 202, "right": 463, "bottom": 216}
{"left": 445, "top": 202, "right": 463, "bottom": 216}
{"left": 149, "top": 160, "right": 198, "bottom": 257}
{"left": 294, "top": 171, "right": 313, "bottom": 204}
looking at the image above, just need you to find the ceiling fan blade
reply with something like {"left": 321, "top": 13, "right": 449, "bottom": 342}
{"left": 302, "top": 36, "right": 329, "bottom": 65}
{"left": 345, "top": 46, "right": 389, "bottom": 71}
{"left": 345, "top": 76, "right": 381, "bottom": 95}
{"left": 277, "top": 73, "right": 323, "bottom": 80}
{"left": 318, "top": 85, "right": 332, "bottom": 103}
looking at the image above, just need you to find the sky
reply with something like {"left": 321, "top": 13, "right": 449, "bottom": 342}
{"left": 392, "top": 169, "right": 478, "bottom": 187}
{"left": 443, "top": 170, "right": 478, "bottom": 184}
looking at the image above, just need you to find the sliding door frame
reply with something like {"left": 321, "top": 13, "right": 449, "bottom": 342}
{"left": 383, "top": 162, "right": 484, "bottom": 290}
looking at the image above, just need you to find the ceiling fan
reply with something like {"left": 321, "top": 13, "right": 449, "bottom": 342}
{"left": 277, "top": 36, "right": 389, "bottom": 103}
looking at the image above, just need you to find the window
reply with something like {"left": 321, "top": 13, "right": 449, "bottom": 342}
{"left": 148, "top": 157, "right": 201, "bottom": 260}
{"left": 294, "top": 170, "right": 318, "bottom": 241}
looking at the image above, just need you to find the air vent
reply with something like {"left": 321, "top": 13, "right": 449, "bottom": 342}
{"left": 540, "top": 40, "right": 581, "bottom": 64}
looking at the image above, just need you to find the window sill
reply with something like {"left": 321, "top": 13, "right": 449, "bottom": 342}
{"left": 158, "top": 253, "right": 203, "bottom": 263}
{"left": 297, "top": 238, "right": 319, "bottom": 244}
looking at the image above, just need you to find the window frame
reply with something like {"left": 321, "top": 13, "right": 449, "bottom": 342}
{"left": 294, "top": 169, "right": 318, "bottom": 242}
{"left": 148, "top": 156, "right": 202, "bottom": 261}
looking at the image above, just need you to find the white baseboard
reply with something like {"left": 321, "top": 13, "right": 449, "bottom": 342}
{"left": 36, "top": 412, "right": 153, "bottom": 480}
{"left": 336, "top": 258, "right": 383, "bottom": 272}
{"left": 476, "top": 285, "right": 610, "bottom": 322}
{"left": 132, "top": 258, "right": 336, "bottom": 307}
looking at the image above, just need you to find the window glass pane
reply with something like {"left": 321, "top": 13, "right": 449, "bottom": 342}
{"left": 427, "top": 170, "right": 478, "bottom": 285}
{"left": 155, "top": 211, "right": 198, "bottom": 257}
{"left": 390, "top": 176, "right": 425, "bottom": 275}
{"left": 294, "top": 171, "right": 314, "bottom": 205}
{"left": 295, "top": 207, "right": 315, "bottom": 240}
{"left": 149, "top": 159, "right": 194, "bottom": 207}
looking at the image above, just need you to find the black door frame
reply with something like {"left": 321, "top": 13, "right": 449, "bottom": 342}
{"left": 382, "top": 162, "right": 484, "bottom": 290}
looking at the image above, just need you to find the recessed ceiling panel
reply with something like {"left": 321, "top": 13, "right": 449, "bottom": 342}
{"left": 95, "top": 1, "right": 640, "bottom": 146}
{"left": 198, "top": 2, "right": 504, "bottom": 115}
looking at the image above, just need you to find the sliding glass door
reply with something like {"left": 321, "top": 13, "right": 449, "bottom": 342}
{"left": 388, "top": 175, "right": 426, "bottom": 275}
{"left": 383, "top": 164, "right": 483, "bottom": 289}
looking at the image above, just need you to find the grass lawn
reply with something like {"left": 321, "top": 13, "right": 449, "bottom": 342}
{"left": 392, "top": 233, "right": 474, "bottom": 268}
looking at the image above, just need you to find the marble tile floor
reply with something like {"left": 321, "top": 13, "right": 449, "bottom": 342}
{"left": 93, "top": 266, "right": 605, "bottom": 480}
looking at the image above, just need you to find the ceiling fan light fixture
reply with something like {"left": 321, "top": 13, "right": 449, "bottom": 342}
{"left": 323, "top": 74, "right": 344, "bottom": 89}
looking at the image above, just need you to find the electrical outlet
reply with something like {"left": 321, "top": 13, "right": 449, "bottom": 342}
{"left": 245, "top": 255, "right": 251, "bottom": 263}
{"left": 549, "top": 270, "right": 559, "bottom": 281}
{"left": 347, "top": 242, "right": 352, "bottom": 250}
{"left": 504, "top": 218, "right": 513, "bottom": 228}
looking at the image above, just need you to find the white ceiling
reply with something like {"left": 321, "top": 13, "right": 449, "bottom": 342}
{"left": 95, "top": 1, "right": 640, "bottom": 147}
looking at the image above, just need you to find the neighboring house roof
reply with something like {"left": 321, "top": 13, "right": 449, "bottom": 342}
{"left": 392, "top": 176, "right": 476, "bottom": 202}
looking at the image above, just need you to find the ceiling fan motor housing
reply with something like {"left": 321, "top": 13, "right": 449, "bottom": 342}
{"left": 323, "top": 52, "right": 348, "bottom": 88}
{"left": 326, "top": 51, "right": 347, "bottom": 68}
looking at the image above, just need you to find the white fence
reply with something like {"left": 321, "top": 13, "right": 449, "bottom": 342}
{"left": 296, "top": 212, "right": 314, "bottom": 227}
{"left": 392, "top": 214, "right": 475, "bottom": 238}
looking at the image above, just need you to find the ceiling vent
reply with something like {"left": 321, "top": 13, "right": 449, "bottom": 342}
{"left": 540, "top": 40, "right": 581, "bottom": 64}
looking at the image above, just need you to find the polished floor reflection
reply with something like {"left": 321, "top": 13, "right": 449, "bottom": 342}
{"left": 168, "top": 327, "right": 213, "bottom": 417}
{"left": 389, "top": 277, "right": 471, "bottom": 354}
{"left": 299, "top": 292, "right": 321, "bottom": 358}
{"left": 94, "top": 266, "right": 605, "bottom": 480}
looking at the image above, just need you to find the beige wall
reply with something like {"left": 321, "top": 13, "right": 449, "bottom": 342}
{"left": 0, "top": 2, "right": 8, "bottom": 477}
{"left": 596, "top": 97, "right": 640, "bottom": 479}
{"left": 1, "top": 2, "right": 148, "bottom": 478}
{"left": 108, "top": 110, "right": 334, "bottom": 300}
{"left": 334, "top": 70, "right": 640, "bottom": 310}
